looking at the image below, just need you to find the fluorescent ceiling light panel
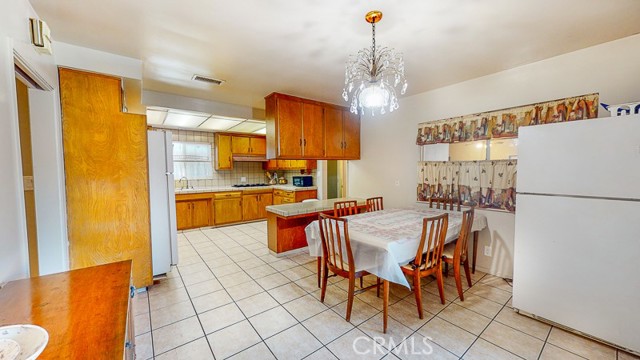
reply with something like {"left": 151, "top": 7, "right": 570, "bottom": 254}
{"left": 163, "top": 112, "right": 208, "bottom": 127}
{"left": 228, "top": 120, "right": 266, "bottom": 133}
{"left": 146, "top": 109, "right": 167, "bottom": 125}
{"left": 198, "top": 117, "right": 242, "bottom": 130}
{"left": 253, "top": 128, "right": 267, "bottom": 134}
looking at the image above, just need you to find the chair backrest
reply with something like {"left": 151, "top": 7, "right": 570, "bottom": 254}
{"left": 318, "top": 213, "right": 354, "bottom": 275}
{"left": 429, "top": 196, "right": 461, "bottom": 211}
{"left": 414, "top": 213, "right": 449, "bottom": 270}
{"left": 366, "top": 197, "right": 384, "bottom": 212}
{"left": 454, "top": 208, "right": 475, "bottom": 262}
{"left": 334, "top": 200, "right": 358, "bottom": 217}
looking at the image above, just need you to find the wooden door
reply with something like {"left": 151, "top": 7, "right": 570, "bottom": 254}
{"left": 60, "top": 68, "right": 152, "bottom": 288}
{"left": 175, "top": 201, "right": 192, "bottom": 230}
{"left": 242, "top": 194, "right": 260, "bottom": 221}
{"left": 273, "top": 195, "right": 284, "bottom": 205}
{"left": 214, "top": 198, "right": 242, "bottom": 224}
{"left": 216, "top": 134, "right": 233, "bottom": 170}
{"left": 301, "top": 103, "right": 324, "bottom": 158}
{"left": 191, "top": 199, "right": 211, "bottom": 228}
{"left": 324, "top": 107, "right": 344, "bottom": 158}
{"left": 276, "top": 97, "right": 303, "bottom": 157}
{"left": 257, "top": 193, "right": 273, "bottom": 218}
{"left": 251, "top": 137, "right": 266, "bottom": 155}
{"left": 343, "top": 110, "right": 361, "bottom": 159}
{"left": 231, "top": 136, "right": 251, "bottom": 155}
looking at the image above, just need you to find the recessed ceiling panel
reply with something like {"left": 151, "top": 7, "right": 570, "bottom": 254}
{"left": 163, "top": 112, "right": 209, "bottom": 127}
{"left": 198, "top": 117, "right": 242, "bottom": 131}
{"left": 146, "top": 109, "right": 168, "bottom": 125}
{"left": 253, "top": 128, "right": 267, "bottom": 135}
{"left": 227, "top": 120, "right": 266, "bottom": 133}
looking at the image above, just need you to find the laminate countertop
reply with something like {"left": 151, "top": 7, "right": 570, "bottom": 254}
{"left": 0, "top": 261, "right": 132, "bottom": 359}
{"left": 266, "top": 197, "right": 366, "bottom": 217}
{"left": 176, "top": 185, "right": 317, "bottom": 194}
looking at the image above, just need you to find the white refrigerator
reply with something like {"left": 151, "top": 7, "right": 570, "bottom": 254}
{"left": 148, "top": 130, "right": 179, "bottom": 276}
{"left": 513, "top": 114, "right": 640, "bottom": 354}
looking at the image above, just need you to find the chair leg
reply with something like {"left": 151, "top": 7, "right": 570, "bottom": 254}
{"left": 346, "top": 276, "right": 356, "bottom": 322}
{"left": 454, "top": 261, "right": 464, "bottom": 301}
{"left": 376, "top": 277, "right": 381, "bottom": 298}
{"left": 316, "top": 257, "right": 321, "bottom": 288}
{"left": 413, "top": 272, "right": 424, "bottom": 319}
{"left": 463, "top": 259, "right": 473, "bottom": 288}
{"left": 435, "top": 267, "right": 446, "bottom": 305}
{"left": 360, "top": 276, "right": 363, "bottom": 288}
{"left": 320, "top": 264, "right": 329, "bottom": 303}
{"left": 444, "top": 262, "right": 449, "bottom": 277}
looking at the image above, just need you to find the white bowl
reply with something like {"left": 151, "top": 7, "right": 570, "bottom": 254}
{"left": 0, "top": 325, "right": 48, "bottom": 360}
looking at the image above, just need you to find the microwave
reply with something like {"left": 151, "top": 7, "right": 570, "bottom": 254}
{"left": 292, "top": 176, "right": 313, "bottom": 187}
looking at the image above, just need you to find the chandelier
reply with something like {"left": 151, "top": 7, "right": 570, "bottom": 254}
{"left": 342, "top": 10, "right": 408, "bottom": 116}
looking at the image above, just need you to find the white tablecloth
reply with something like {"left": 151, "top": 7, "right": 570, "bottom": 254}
{"left": 304, "top": 208, "right": 488, "bottom": 288}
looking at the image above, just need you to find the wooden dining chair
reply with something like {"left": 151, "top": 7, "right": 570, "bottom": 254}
{"left": 429, "top": 196, "right": 461, "bottom": 211}
{"left": 442, "top": 208, "right": 474, "bottom": 301}
{"left": 366, "top": 197, "right": 384, "bottom": 212}
{"left": 400, "top": 213, "right": 449, "bottom": 319}
{"left": 318, "top": 213, "right": 379, "bottom": 321}
{"left": 334, "top": 200, "right": 359, "bottom": 217}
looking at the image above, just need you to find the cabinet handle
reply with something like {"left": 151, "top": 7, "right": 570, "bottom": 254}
{"left": 303, "top": 139, "right": 307, "bottom": 146}
{"left": 343, "top": 141, "right": 347, "bottom": 149}
{"left": 299, "top": 139, "right": 302, "bottom": 146}
{"left": 130, "top": 285, "right": 136, "bottom": 299}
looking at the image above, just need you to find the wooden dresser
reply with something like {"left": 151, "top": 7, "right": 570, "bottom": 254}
{"left": 0, "top": 261, "right": 135, "bottom": 359}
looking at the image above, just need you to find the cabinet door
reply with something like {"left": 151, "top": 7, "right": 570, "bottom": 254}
{"left": 324, "top": 107, "right": 344, "bottom": 158}
{"left": 343, "top": 110, "right": 361, "bottom": 159}
{"left": 175, "top": 201, "right": 192, "bottom": 230}
{"left": 214, "top": 198, "right": 243, "bottom": 224}
{"left": 216, "top": 134, "right": 233, "bottom": 170}
{"left": 302, "top": 102, "right": 324, "bottom": 158}
{"left": 295, "top": 190, "right": 318, "bottom": 202}
{"left": 273, "top": 195, "right": 283, "bottom": 205}
{"left": 263, "top": 159, "right": 278, "bottom": 170}
{"left": 191, "top": 199, "right": 212, "bottom": 228}
{"left": 277, "top": 97, "right": 303, "bottom": 157}
{"left": 242, "top": 194, "right": 260, "bottom": 221}
{"left": 257, "top": 193, "right": 273, "bottom": 218}
{"left": 231, "top": 136, "right": 251, "bottom": 155}
{"left": 251, "top": 137, "right": 266, "bottom": 156}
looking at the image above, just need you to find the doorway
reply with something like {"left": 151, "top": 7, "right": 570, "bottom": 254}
{"left": 15, "top": 76, "right": 39, "bottom": 276}
{"left": 326, "top": 160, "right": 347, "bottom": 199}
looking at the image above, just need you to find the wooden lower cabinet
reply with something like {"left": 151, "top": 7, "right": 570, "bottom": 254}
{"left": 175, "top": 194, "right": 214, "bottom": 230}
{"left": 214, "top": 192, "right": 243, "bottom": 225}
{"left": 274, "top": 189, "right": 317, "bottom": 204}
{"left": 243, "top": 192, "right": 274, "bottom": 221}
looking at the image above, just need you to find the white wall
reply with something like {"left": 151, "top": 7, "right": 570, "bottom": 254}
{"left": 0, "top": 0, "right": 63, "bottom": 283}
{"left": 349, "top": 34, "right": 640, "bottom": 278}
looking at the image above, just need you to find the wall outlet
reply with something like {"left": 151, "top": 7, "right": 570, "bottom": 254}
{"left": 484, "top": 246, "right": 492, "bottom": 257}
{"left": 240, "top": 177, "right": 247, "bottom": 183}
{"left": 394, "top": 180, "right": 400, "bottom": 186}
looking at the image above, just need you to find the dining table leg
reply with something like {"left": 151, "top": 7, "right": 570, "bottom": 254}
{"left": 472, "top": 231, "right": 478, "bottom": 274}
{"left": 383, "top": 280, "right": 389, "bottom": 334}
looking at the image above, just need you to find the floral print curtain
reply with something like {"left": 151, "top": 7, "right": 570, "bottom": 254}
{"left": 417, "top": 160, "right": 517, "bottom": 212}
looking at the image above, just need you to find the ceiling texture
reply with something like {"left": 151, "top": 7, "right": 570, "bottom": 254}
{"left": 30, "top": 0, "right": 640, "bottom": 111}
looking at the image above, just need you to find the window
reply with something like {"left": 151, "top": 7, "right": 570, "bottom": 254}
{"left": 173, "top": 141, "right": 213, "bottom": 179}
{"left": 448, "top": 138, "right": 518, "bottom": 161}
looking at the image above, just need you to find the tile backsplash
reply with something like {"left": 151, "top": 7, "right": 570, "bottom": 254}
{"left": 155, "top": 128, "right": 316, "bottom": 188}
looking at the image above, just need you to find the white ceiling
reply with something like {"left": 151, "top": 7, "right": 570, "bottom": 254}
{"left": 30, "top": 0, "right": 640, "bottom": 111}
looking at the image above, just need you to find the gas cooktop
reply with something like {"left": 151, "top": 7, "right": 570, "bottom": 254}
{"left": 231, "top": 183, "right": 270, "bottom": 188}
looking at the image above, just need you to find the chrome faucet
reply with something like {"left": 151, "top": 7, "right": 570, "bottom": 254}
{"left": 179, "top": 176, "right": 192, "bottom": 190}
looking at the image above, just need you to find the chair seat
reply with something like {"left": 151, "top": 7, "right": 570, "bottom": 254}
{"left": 442, "top": 242, "right": 456, "bottom": 259}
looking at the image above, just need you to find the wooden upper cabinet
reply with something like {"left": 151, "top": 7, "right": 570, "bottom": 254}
{"left": 231, "top": 135, "right": 266, "bottom": 156}
{"left": 275, "top": 96, "right": 304, "bottom": 158}
{"left": 215, "top": 133, "right": 232, "bottom": 170}
{"left": 324, "top": 107, "right": 345, "bottom": 158}
{"left": 265, "top": 92, "right": 359, "bottom": 160}
{"left": 342, "top": 110, "right": 361, "bottom": 159}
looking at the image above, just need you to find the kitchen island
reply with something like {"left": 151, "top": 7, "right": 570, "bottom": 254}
{"left": 266, "top": 198, "right": 366, "bottom": 254}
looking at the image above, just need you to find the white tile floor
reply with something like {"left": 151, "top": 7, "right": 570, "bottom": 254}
{"left": 132, "top": 221, "right": 639, "bottom": 360}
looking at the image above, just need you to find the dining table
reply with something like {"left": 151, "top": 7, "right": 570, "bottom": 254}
{"left": 304, "top": 207, "right": 488, "bottom": 333}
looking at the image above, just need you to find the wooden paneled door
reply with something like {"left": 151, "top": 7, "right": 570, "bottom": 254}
{"left": 215, "top": 134, "right": 232, "bottom": 170}
{"left": 302, "top": 103, "right": 324, "bottom": 158}
{"left": 59, "top": 68, "right": 152, "bottom": 288}
{"left": 342, "top": 110, "right": 361, "bottom": 159}
{"left": 324, "top": 107, "right": 344, "bottom": 158}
